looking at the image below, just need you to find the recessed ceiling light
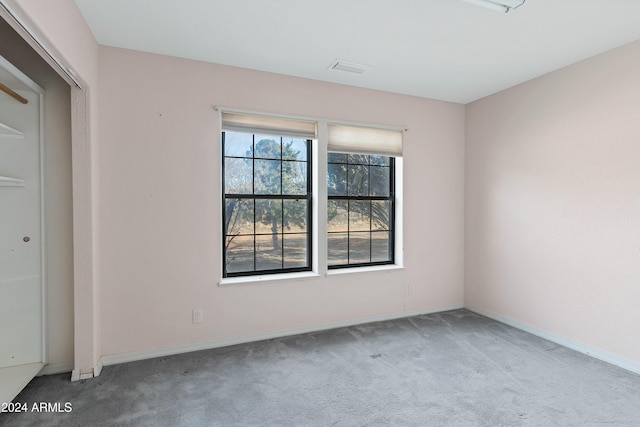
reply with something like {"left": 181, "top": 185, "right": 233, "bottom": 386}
{"left": 328, "top": 60, "right": 372, "bottom": 74}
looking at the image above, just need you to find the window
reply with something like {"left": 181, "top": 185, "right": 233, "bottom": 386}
{"left": 222, "top": 112, "right": 315, "bottom": 277}
{"left": 326, "top": 123, "right": 401, "bottom": 269}
{"left": 327, "top": 153, "right": 395, "bottom": 268}
{"left": 220, "top": 112, "right": 403, "bottom": 280}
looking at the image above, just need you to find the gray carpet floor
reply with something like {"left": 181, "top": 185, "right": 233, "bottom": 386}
{"left": 2, "top": 309, "right": 640, "bottom": 426}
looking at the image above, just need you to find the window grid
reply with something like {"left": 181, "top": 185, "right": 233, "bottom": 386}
{"left": 222, "top": 133, "right": 312, "bottom": 277}
{"left": 327, "top": 154, "right": 395, "bottom": 269}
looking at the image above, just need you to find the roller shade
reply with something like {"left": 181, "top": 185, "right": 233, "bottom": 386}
{"left": 327, "top": 123, "right": 402, "bottom": 157}
{"left": 221, "top": 111, "right": 317, "bottom": 139}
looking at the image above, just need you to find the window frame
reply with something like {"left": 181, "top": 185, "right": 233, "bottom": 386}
{"left": 327, "top": 153, "right": 396, "bottom": 269}
{"left": 218, "top": 110, "right": 404, "bottom": 284}
{"left": 222, "top": 131, "right": 313, "bottom": 278}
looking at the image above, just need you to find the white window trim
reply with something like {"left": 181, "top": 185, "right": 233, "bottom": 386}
{"left": 326, "top": 264, "right": 405, "bottom": 276}
{"left": 219, "top": 271, "right": 321, "bottom": 286}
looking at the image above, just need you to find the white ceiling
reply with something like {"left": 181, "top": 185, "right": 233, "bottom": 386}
{"left": 74, "top": 0, "right": 640, "bottom": 104}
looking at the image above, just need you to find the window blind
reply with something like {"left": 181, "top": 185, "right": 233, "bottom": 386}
{"left": 221, "top": 111, "right": 317, "bottom": 139}
{"left": 327, "top": 123, "right": 402, "bottom": 157}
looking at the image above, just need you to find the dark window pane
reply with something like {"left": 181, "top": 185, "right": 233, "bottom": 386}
{"left": 224, "top": 132, "right": 253, "bottom": 158}
{"left": 282, "top": 161, "right": 307, "bottom": 195}
{"left": 282, "top": 138, "right": 307, "bottom": 161}
{"left": 370, "top": 166, "right": 390, "bottom": 196}
{"left": 371, "top": 231, "right": 391, "bottom": 262}
{"left": 255, "top": 199, "right": 282, "bottom": 234}
{"left": 349, "top": 200, "right": 371, "bottom": 232}
{"left": 328, "top": 232, "right": 348, "bottom": 266}
{"left": 254, "top": 159, "right": 282, "bottom": 194}
{"left": 348, "top": 164, "right": 369, "bottom": 196}
{"left": 255, "top": 234, "right": 282, "bottom": 271}
{"left": 348, "top": 154, "right": 369, "bottom": 165}
{"left": 283, "top": 233, "right": 308, "bottom": 268}
{"left": 225, "top": 158, "right": 253, "bottom": 194}
{"left": 328, "top": 163, "right": 347, "bottom": 196}
{"left": 254, "top": 136, "right": 281, "bottom": 159}
{"left": 283, "top": 199, "right": 307, "bottom": 233}
{"left": 328, "top": 153, "right": 347, "bottom": 164}
{"left": 226, "top": 235, "right": 254, "bottom": 273}
{"left": 371, "top": 200, "right": 390, "bottom": 231}
{"left": 370, "top": 155, "right": 390, "bottom": 166}
{"left": 349, "top": 232, "right": 371, "bottom": 264}
{"left": 328, "top": 200, "right": 348, "bottom": 232}
{"left": 225, "top": 199, "right": 254, "bottom": 236}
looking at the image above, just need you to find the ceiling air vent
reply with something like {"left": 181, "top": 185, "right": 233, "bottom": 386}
{"left": 328, "top": 60, "right": 372, "bottom": 74}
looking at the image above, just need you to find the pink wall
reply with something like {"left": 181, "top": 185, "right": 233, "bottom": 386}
{"left": 97, "top": 46, "right": 465, "bottom": 357}
{"left": 12, "top": 0, "right": 98, "bottom": 82}
{"left": 465, "top": 40, "right": 640, "bottom": 363}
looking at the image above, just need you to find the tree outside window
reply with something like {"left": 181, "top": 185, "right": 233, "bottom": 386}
{"left": 223, "top": 131, "right": 311, "bottom": 276}
{"left": 327, "top": 153, "right": 394, "bottom": 268}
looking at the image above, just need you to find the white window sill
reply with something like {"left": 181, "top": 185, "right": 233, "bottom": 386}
{"left": 326, "top": 264, "right": 404, "bottom": 276}
{"left": 219, "top": 271, "right": 321, "bottom": 286}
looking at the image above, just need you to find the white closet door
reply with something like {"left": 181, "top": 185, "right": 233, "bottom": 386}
{"left": 0, "top": 87, "right": 42, "bottom": 370}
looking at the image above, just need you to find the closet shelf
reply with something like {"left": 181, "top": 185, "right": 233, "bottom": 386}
{"left": 0, "top": 175, "right": 25, "bottom": 186}
{"left": 0, "top": 122, "right": 24, "bottom": 139}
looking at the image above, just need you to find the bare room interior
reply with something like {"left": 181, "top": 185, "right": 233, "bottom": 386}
{"left": 0, "top": 0, "right": 639, "bottom": 425}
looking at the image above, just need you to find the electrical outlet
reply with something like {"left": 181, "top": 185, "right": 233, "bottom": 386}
{"left": 192, "top": 309, "right": 203, "bottom": 323}
{"left": 408, "top": 285, "right": 414, "bottom": 296}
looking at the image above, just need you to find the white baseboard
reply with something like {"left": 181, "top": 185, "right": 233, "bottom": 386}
{"left": 100, "top": 305, "right": 463, "bottom": 368}
{"left": 70, "top": 370, "right": 94, "bottom": 381}
{"left": 93, "top": 358, "right": 103, "bottom": 377}
{"left": 37, "top": 362, "right": 73, "bottom": 376}
{"left": 466, "top": 306, "right": 640, "bottom": 376}
{"left": 70, "top": 358, "right": 104, "bottom": 382}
